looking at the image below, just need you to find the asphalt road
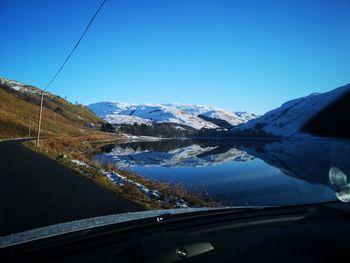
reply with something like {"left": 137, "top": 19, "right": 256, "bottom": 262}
{"left": 0, "top": 141, "right": 142, "bottom": 236}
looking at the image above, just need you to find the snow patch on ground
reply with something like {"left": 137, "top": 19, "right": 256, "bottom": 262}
{"left": 11, "top": 86, "right": 21, "bottom": 91}
{"left": 1, "top": 77, "right": 41, "bottom": 95}
{"left": 70, "top": 159, "right": 191, "bottom": 209}
{"left": 71, "top": 159, "right": 89, "bottom": 167}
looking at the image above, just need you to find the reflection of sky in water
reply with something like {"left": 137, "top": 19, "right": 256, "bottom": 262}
{"left": 94, "top": 139, "right": 350, "bottom": 206}
{"left": 130, "top": 158, "right": 333, "bottom": 206}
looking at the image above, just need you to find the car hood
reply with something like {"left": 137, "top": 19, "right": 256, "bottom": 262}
{"left": 1, "top": 207, "right": 251, "bottom": 248}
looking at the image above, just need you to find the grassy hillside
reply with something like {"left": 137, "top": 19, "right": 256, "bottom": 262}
{"left": 0, "top": 77, "right": 102, "bottom": 139}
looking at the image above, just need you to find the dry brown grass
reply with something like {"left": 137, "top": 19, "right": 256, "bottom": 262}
{"left": 97, "top": 162, "right": 219, "bottom": 208}
{"left": 77, "top": 158, "right": 218, "bottom": 209}
{"left": 34, "top": 133, "right": 121, "bottom": 156}
{"left": 0, "top": 86, "right": 101, "bottom": 140}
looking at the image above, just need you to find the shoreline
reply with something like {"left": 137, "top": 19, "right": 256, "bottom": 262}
{"left": 22, "top": 132, "right": 218, "bottom": 210}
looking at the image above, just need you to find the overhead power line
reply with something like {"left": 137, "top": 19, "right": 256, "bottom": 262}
{"left": 45, "top": 0, "right": 107, "bottom": 91}
{"left": 36, "top": 0, "right": 106, "bottom": 147}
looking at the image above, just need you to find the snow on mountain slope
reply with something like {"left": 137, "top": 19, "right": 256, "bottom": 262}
{"left": 104, "top": 114, "right": 152, "bottom": 126}
{"left": 232, "top": 84, "right": 350, "bottom": 137}
{"left": 0, "top": 77, "right": 41, "bottom": 95}
{"left": 88, "top": 102, "right": 135, "bottom": 116}
{"left": 0, "top": 77, "right": 24, "bottom": 90}
{"left": 169, "top": 104, "right": 257, "bottom": 126}
{"left": 235, "top": 111, "right": 258, "bottom": 122}
{"left": 89, "top": 102, "right": 255, "bottom": 130}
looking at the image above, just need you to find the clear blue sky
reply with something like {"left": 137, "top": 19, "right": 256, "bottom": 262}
{"left": 1, "top": 0, "right": 349, "bottom": 114}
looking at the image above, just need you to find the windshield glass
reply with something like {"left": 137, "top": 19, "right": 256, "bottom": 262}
{"left": 1, "top": 0, "right": 350, "bottom": 238}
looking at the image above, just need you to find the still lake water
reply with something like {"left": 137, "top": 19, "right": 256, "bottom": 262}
{"left": 93, "top": 138, "right": 350, "bottom": 206}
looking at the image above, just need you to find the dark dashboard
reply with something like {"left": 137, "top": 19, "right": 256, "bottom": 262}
{"left": 2, "top": 202, "right": 350, "bottom": 262}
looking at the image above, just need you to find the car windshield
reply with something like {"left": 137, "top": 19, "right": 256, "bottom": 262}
{"left": 1, "top": 0, "right": 350, "bottom": 239}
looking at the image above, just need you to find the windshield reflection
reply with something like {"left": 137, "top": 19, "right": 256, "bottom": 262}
{"left": 329, "top": 166, "right": 350, "bottom": 202}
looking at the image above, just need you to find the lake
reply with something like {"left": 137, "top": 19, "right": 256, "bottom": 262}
{"left": 93, "top": 138, "right": 350, "bottom": 207}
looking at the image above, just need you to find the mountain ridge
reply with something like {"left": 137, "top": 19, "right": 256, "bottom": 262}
{"left": 89, "top": 101, "right": 256, "bottom": 130}
{"left": 231, "top": 83, "right": 350, "bottom": 138}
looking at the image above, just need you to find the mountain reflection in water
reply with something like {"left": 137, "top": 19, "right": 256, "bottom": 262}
{"left": 93, "top": 138, "right": 350, "bottom": 207}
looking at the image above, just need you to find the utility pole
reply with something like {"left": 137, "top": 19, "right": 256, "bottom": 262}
{"left": 54, "top": 113, "right": 57, "bottom": 134}
{"left": 36, "top": 91, "right": 44, "bottom": 147}
{"left": 28, "top": 115, "right": 32, "bottom": 137}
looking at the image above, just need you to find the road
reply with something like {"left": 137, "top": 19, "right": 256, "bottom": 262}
{"left": 0, "top": 141, "right": 142, "bottom": 236}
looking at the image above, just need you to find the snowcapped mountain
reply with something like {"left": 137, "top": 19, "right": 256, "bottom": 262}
{"left": 164, "top": 104, "right": 257, "bottom": 126}
{"left": 88, "top": 102, "right": 256, "bottom": 130}
{"left": 231, "top": 83, "right": 350, "bottom": 137}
